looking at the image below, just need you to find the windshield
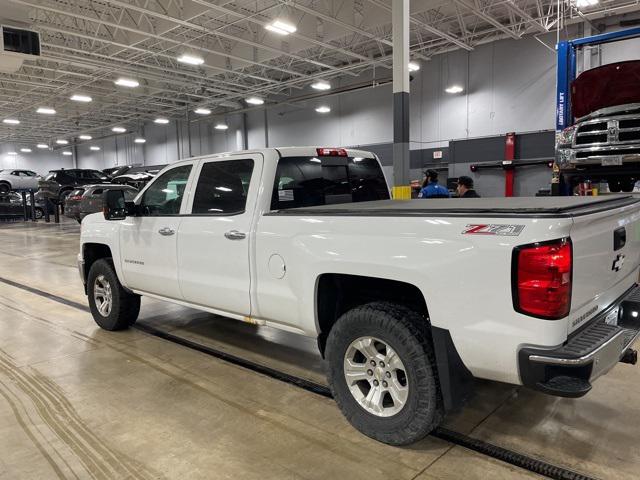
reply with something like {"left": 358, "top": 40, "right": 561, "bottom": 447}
{"left": 271, "top": 156, "right": 389, "bottom": 210}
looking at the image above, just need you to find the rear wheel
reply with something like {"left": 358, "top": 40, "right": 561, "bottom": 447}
{"left": 87, "top": 259, "right": 140, "bottom": 330}
{"left": 620, "top": 178, "right": 635, "bottom": 193}
{"left": 0, "top": 182, "right": 10, "bottom": 194}
{"left": 34, "top": 207, "right": 44, "bottom": 219}
{"left": 325, "top": 302, "right": 443, "bottom": 445}
{"left": 608, "top": 178, "right": 622, "bottom": 193}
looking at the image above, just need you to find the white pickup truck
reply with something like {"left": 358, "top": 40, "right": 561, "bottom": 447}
{"left": 79, "top": 147, "right": 640, "bottom": 445}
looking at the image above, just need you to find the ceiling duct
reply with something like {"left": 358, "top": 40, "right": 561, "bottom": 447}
{"left": 0, "top": 25, "right": 41, "bottom": 73}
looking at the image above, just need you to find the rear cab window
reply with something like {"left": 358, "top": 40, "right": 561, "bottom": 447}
{"left": 271, "top": 155, "right": 389, "bottom": 210}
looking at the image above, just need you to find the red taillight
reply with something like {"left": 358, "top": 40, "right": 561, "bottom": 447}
{"left": 316, "top": 147, "right": 347, "bottom": 157}
{"left": 512, "top": 239, "right": 572, "bottom": 319}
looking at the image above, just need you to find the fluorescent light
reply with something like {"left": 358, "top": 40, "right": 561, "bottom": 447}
{"left": 90, "top": 146, "right": 100, "bottom": 151}
{"left": 134, "top": 138, "right": 146, "bottom": 144}
{"left": 37, "top": 107, "right": 56, "bottom": 115}
{"left": 214, "top": 123, "right": 229, "bottom": 130}
{"left": 408, "top": 61, "right": 420, "bottom": 72}
{"left": 37, "top": 144, "right": 48, "bottom": 149}
{"left": 114, "top": 78, "right": 139, "bottom": 88}
{"left": 154, "top": 118, "right": 169, "bottom": 124}
{"left": 3, "top": 118, "right": 19, "bottom": 125}
{"left": 315, "top": 106, "right": 331, "bottom": 113}
{"left": 70, "top": 94, "right": 92, "bottom": 102}
{"left": 62, "top": 151, "right": 72, "bottom": 156}
{"left": 265, "top": 20, "right": 297, "bottom": 35}
{"left": 194, "top": 108, "right": 211, "bottom": 115}
{"left": 445, "top": 85, "right": 464, "bottom": 94}
{"left": 245, "top": 97, "right": 264, "bottom": 105}
{"left": 177, "top": 54, "right": 205, "bottom": 65}
{"left": 56, "top": 139, "right": 68, "bottom": 145}
{"left": 576, "top": 0, "right": 598, "bottom": 7}
{"left": 311, "top": 81, "right": 331, "bottom": 91}
{"left": 7, "top": 151, "right": 17, "bottom": 156}
{"left": 20, "top": 148, "right": 31, "bottom": 153}
{"left": 112, "top": 127, "right": 126, "bottom": 133}
{"left": 79, "top": 135, "right": 92, "bottom": 140}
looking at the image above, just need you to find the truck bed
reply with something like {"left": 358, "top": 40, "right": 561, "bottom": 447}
{"left": 268, "top": 195, "right": 640, "bottom": 218}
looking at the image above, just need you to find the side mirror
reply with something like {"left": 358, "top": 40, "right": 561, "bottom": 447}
{"left": 103, "top": 189, "right": 127, "bottom": 220}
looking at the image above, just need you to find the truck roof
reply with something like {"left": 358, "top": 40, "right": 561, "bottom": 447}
{"left": 170, "top": 146, "right": 376, "bottom": 166}
{"left": 268, "top": 195, "right": 640, "bottom": 219}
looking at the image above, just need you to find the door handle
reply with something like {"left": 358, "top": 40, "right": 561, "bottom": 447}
{"left": 224, "top": 230, "right": 246, "bottom": 240}
{"left": 158, "top": 227, "right": 175, "bottom": 236}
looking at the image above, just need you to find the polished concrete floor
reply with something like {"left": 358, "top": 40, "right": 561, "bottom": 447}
{"left": 0, "top": 218, "right": 638, "bottom": 479}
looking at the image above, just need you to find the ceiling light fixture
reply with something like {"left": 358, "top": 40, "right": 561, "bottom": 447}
{"left": 62, "top": 151, "right": 72, "bottom": 156}
{"left": 7, "top": 151, "right": 17, "bottom": 156}
{"left": 114, "top": 78, "right": 139, "bottom": 88}
{"left": 177, "top": 54, "right": 205, "bottom": 65}
{"left": 37, "top": 107, "right": 56, "bottom": 114}
{"left": 576, "top": 0, "right": 598, "bottom": 7}
{"left": 79, "top": 135, "right": 92, "bottom": 140}
{"left": 214, "top": 123, "right": 229, "bottom": 130}
{"left": 445, "top": 85, "right": 464, "bottom": 94}
{"left": 245, "top": 97, "right": 264, "bottom": 105}
{"left": 134, "top": 138, "right": 146, "bottom": 144}
{"left": 56, "top": 139, "right": 68, "bottom": 145}
{"left": 90, "top": 146, "right": 100, "bottom": 151}
{"left": 315, "top": 106, "right": 331, "bottom": 113}
{"left": 112, "top": 127, "right": 126, "bottom": 133}
{"left": 194, "top": 108, "right": 211, "bottom": 115}
{"left": 408, "top": 61, "right": 420, "bottom": 72}
{"left": 265, "top": 20, "right": 297, "bottom": 35}
{"left": 37, "top": 144, "right": 48, "bottom": 149}
{"left": 20, "top": 148, "right": 31, "bottom": 153}
{"left": 311, "top": 81, "right": 331, "bottom": 91}
{"left": 70, "top": 94, "right": 92, "bottom": 102}
{"left": 3, "top": 118, "right": 20, "bottom": 125}
{"left": 154, "top": 118, "right": 169, "bottom": 124}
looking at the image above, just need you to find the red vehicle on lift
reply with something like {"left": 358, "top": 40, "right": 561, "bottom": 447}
{"left": 556, "top": 60, "right": 640, "bottom": 192}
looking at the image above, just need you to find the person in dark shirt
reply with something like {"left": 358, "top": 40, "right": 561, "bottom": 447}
{"left": 456, "top": 176, "right": 480, "bottom": 198}
{"left": 418, "top": 170, "right": 450, "bottom": 198}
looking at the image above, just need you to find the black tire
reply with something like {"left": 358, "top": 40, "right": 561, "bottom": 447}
{"left": 325, "top": 302, "right": 443, "bottom": 445}
{"left": 87, "top": 258, "right": 140, "bottom": 330}
{"left": 34, "top": 208, "right": 44, "bottom": 219}
{"left": 620, "top": 179, "right": 635, "bottom": 193}
{"left": 608, "top": 178, "right": 622, "bottom": 193}
{"left": 0, "top": 182, "right": 10, "bottom": 194}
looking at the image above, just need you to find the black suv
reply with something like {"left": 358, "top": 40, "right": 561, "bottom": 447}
{"left": 38, "top": 169, "right": 110, "bottom": 203}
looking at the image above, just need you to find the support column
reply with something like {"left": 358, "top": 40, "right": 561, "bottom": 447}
{"left": 392, "top": 0, "right": 411, "bottom": 200}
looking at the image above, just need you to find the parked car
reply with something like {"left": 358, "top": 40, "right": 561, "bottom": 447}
{"left": 80, "top": 147, "right": 640, "bottom": 446}
{"left": 0, "top": 192, "right": 26, "bottom": 219}
{"left": 64, "top": 184, "right": 137, "bottom": 223}
{"left": 0, "top": 192, "right": 52, "bottom": 219}
{"left": 111, "top": 165, "right": 163, "bottom": 190}
{"left": 556, "top": 60, "right": 640, "bottom": 192}
{"left": 38, "top": 169, "right": 110, "bottom": 204}
{"left": 103, "top": 166, "right": 132, "bottom": 178}
{"left": 0, "top": 169, "right": 41, "bottom": 194}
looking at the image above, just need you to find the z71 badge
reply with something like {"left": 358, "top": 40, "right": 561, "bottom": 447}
{"left": 462, "top": 224, "right": 525, "bottom": 236}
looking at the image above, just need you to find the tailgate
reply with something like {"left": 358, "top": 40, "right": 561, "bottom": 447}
{"left": 569, "top": 199, "right": 640, "bottom": 333}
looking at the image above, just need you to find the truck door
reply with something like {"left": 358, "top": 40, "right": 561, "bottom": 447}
{"left": 177, "top": 154, "right": 263, "bottom": 317}
{"left": 119, "top": 163, "right": 195, "bottom": 299}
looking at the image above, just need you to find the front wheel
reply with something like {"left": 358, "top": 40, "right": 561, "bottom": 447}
{"left": 87, "top": 259, "right": 140, "bottom": 330}
{"left": 325, "top": 302, "right": 443, "bottom": 445}
{"left": 0, "top": 183, "right": 10, "bottom": 194}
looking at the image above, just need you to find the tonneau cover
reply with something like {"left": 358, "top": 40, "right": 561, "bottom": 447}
{"left": 269, "top": 195, "right": 640, "bottom": 218}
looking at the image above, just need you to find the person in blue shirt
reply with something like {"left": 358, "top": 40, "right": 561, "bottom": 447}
{"left": 418, "top": 169, "right": 450, "bottom": 198}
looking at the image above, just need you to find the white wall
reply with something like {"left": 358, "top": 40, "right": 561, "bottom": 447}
{"left": 0, "top": 144, "right": 73, "bottom": 175}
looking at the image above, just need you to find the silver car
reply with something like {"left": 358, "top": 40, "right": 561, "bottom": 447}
{"left": 0, "top": 169, "right": 41, "bottom": 193}
{"left": 64, "top": 184, "right": 137, "bottom": 223}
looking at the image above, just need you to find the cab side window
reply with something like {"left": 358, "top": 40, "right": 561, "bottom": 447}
{"left": 140, "top": 165, "right": 192, "bottom": 216}
{"left": 191, "top": 159, "right": 254, "bottom": 215}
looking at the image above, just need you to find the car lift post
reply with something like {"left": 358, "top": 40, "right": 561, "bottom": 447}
{"left": 554, "top": 26, "right": 640, "bottom": 195}
{"left": 504, "top": 132, "right": 516, "bottom": 197}
{"left": 29, "top": 190, "right": 36, "bottom": 222}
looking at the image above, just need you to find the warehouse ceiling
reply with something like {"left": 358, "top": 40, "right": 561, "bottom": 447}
{"left": 0, "top": 0, "right": 637, "bottom": 146}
